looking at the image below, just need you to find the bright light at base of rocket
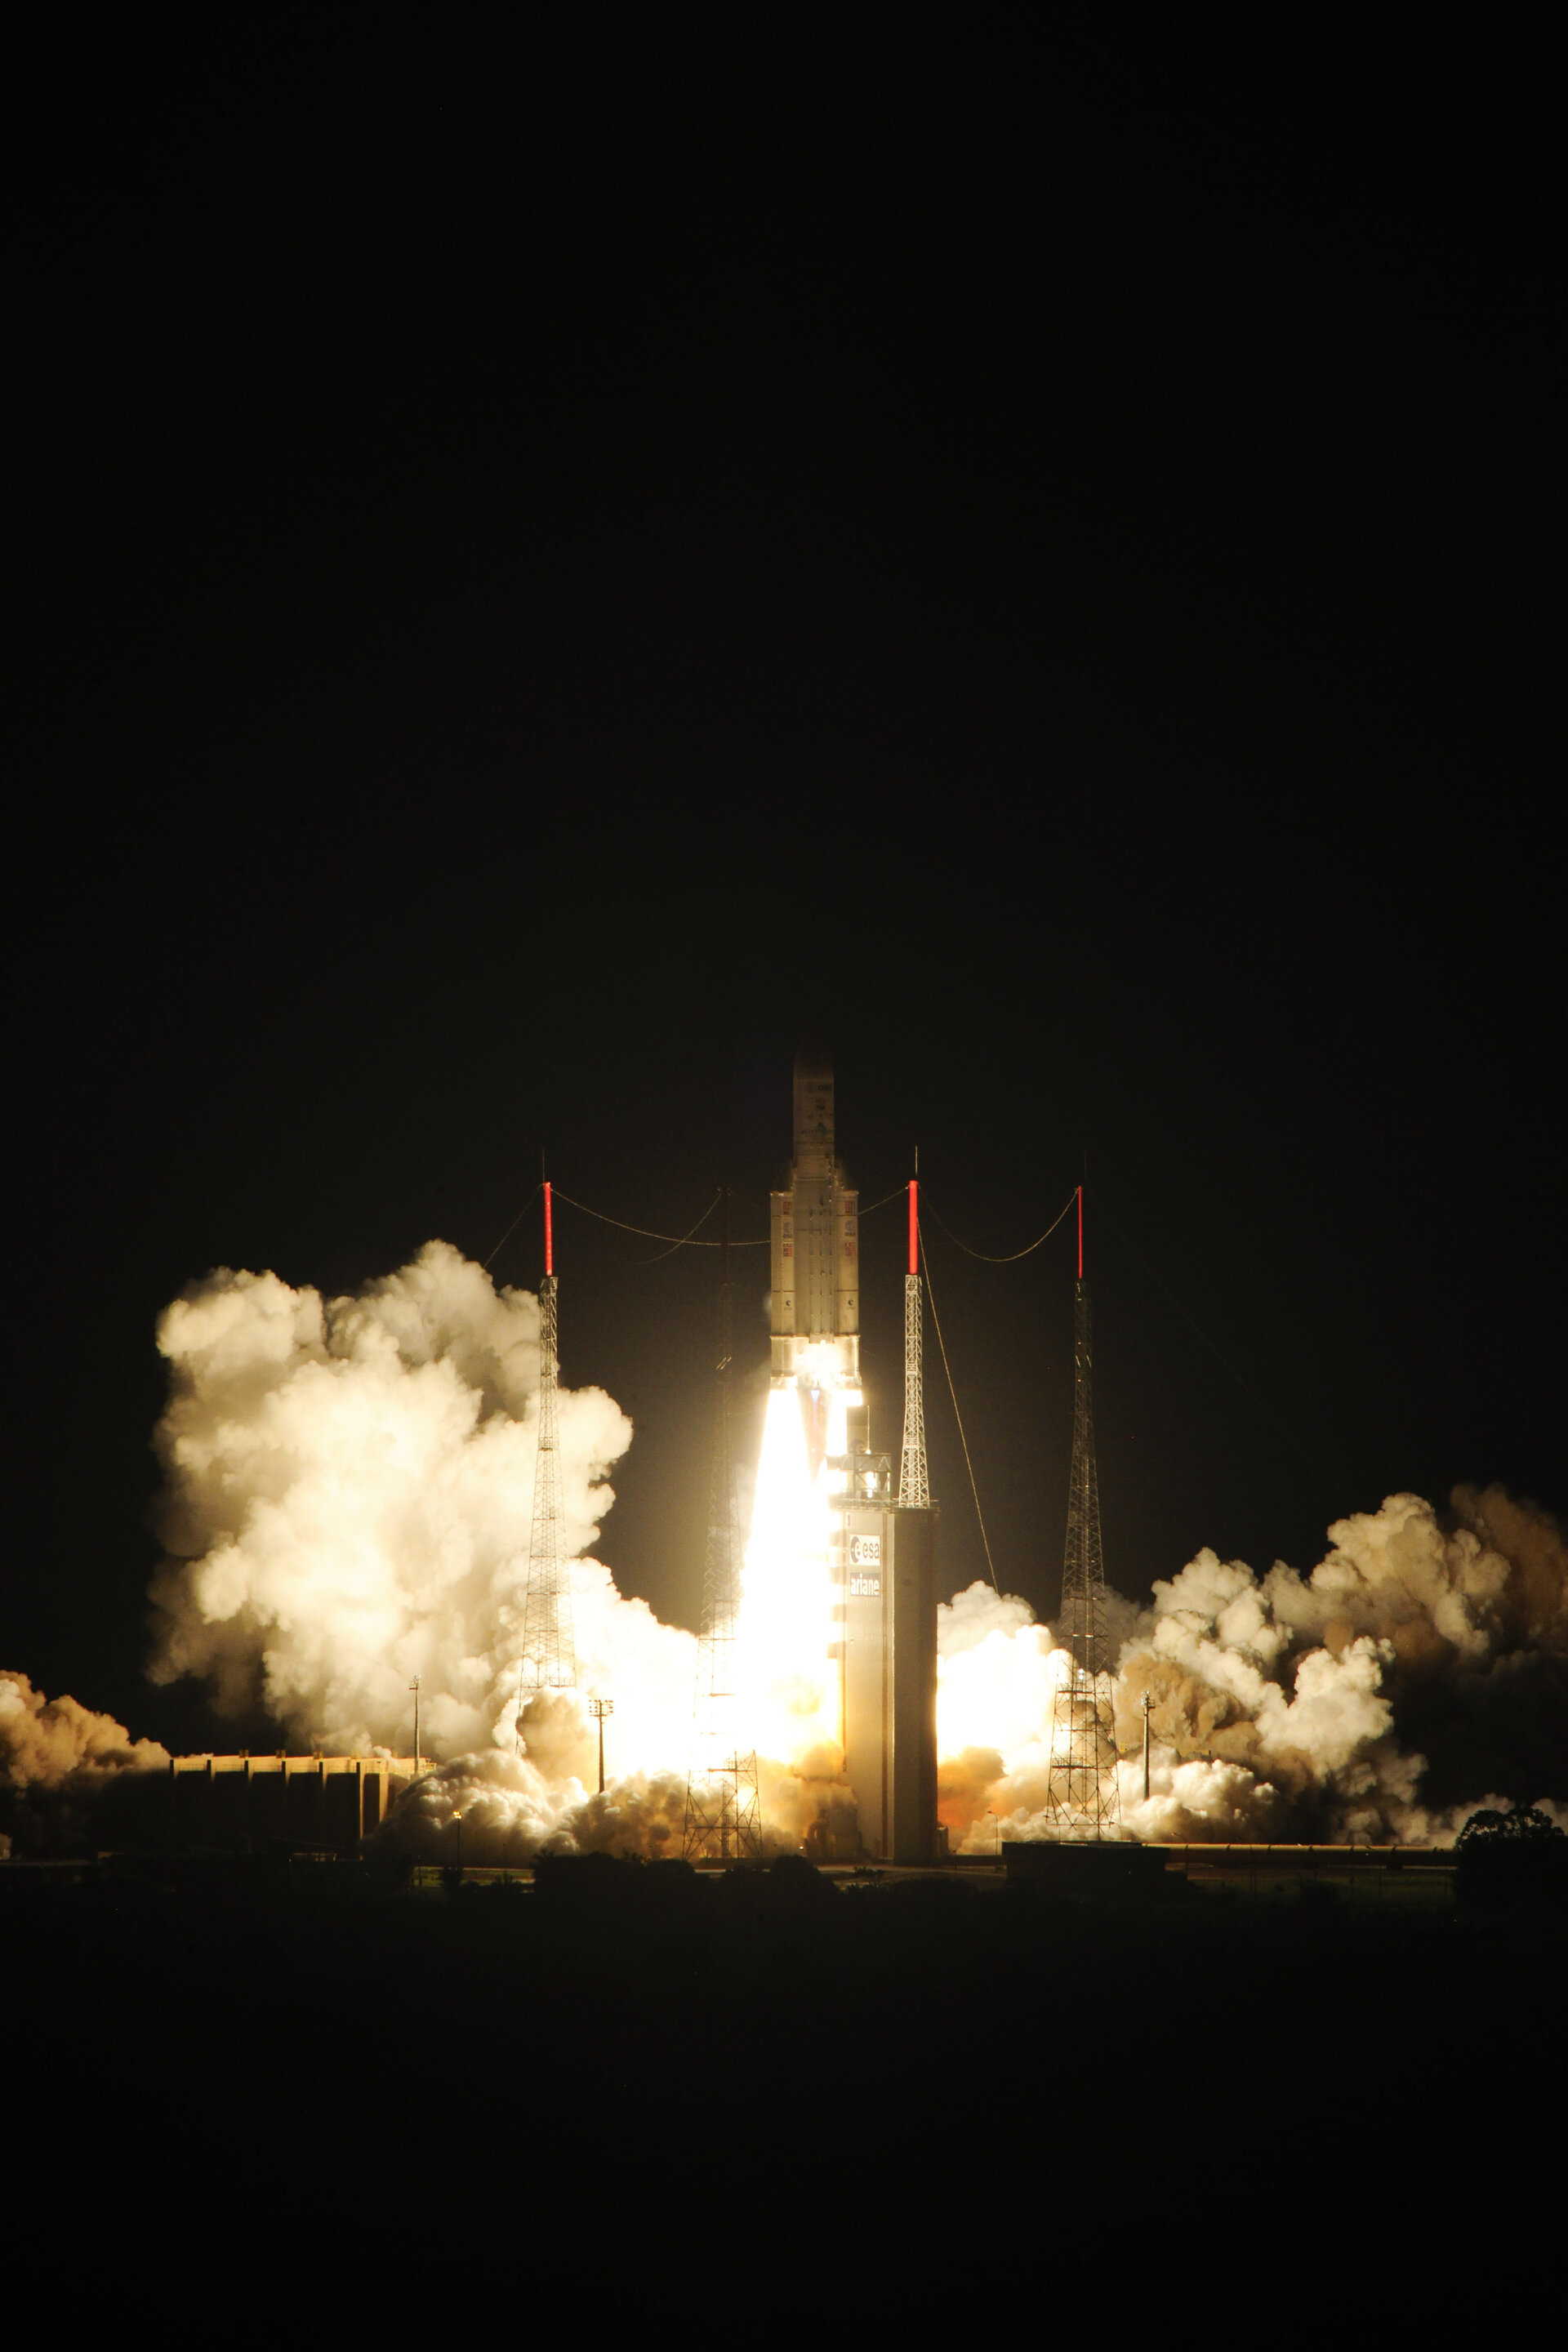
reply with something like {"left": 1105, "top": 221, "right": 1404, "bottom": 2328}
{"left": 735, "top": 1376, "right": 852, "bottom": 1764}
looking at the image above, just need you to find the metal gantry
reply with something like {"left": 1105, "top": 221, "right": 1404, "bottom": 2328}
{"left": 517, "top": 1187, "right": 577, "bottom": 1740}
{"left": 684, "top": 1198, "right": 762, "bottom": 1861}
{"left": 898, "top": 1178, "right": 929, "bottom": 1508}
{"left": 1046, "top": 1214, "right": 1121, "bottom": 1840}
{"left": 588, "top": 1696, "right": 613, "bottom": 1793}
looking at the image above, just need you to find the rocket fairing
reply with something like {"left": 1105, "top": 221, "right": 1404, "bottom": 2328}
{"left": 769, "top": 1051, "right": 860, "bottom": 1388}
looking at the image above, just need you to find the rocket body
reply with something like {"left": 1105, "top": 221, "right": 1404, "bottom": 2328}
{"left": 769, "top": 1052, "right": 860, "bottom": 1388}
{"left": 755, "top": 1049, "right": 937, "bottom": 1864}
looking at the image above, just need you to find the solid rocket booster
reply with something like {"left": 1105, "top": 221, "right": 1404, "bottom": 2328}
{"left": 769, "top": 1049, "right": 859, "bottom": 1385}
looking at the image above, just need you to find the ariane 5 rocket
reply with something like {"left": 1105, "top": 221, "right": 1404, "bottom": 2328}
{"left": 770, "top": 1049, "right": 860, "bottom": 1388}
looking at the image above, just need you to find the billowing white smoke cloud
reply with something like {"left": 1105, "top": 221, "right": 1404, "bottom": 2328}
{"left": 0, "top": 1670, "right": 170, "bottom": 1857}
{"left": 131, "top": 1245, "right": 1568, "bottom": 1855}
{"left": 937, "top": 1487, "right": 1568, "bottom": 1847}
{"left": 149, "top": 1242, "right": 694, "bottom": 1778}
{"left": 1, "top": 1670, "right": 169, "bottom": 1788}
{"left": 140, "top": 1241, "right": 943, "bottom": 1858}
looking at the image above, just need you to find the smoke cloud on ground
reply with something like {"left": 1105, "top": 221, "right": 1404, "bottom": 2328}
{"left": 147, "top": 1241, "right": 695, "bottom": 1762}
{"left": 1, "top": 1670, "right": 169, "bottom": 1788}
{"left": 139, "top": 1242, "right": 907, "bottom": 1860}
{"left": 938, "top": 1488, "right": 1568, "bottom": 1848}
{"left": 8, "top": 1246, "right": 1563, "bottom": 1860}
{"left": 0, "top": 1670, "right": 171, "bottom": 1857}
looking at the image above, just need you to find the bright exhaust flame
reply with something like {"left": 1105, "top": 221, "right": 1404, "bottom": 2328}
{"left": 736, "top": 1382, "right": 845, "bottom": 1766}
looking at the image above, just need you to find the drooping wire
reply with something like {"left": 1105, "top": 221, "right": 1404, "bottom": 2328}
{"left": 923, "top": 1188, "right": 1078, "bottom": 1262}
{"left": 552, "top": 1190, "right": 768, "bottom": 1248}
{"left": 488, "top": 1174, "right": 906, "bottom": 1272}
{"left": 483, "top": 1184, "right": 542, "bottom": 1272}
{"left": 639, "top": 1188, "right": 721, "bottom": 1264}
{"left": 918, "top": 1232, "right": 1000, "bottom": 1592}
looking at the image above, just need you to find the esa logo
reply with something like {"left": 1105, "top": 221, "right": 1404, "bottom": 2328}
{"left": 849, "top": 1535, "right": 882, "bottom": 1567}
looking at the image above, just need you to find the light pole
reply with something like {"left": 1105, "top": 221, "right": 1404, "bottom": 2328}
{"left": 588, "top": 1697, "right": 613, "bottom": 1794}
{"left": 410, "top": 1677, "right": 421, "bottom": 1775}
{"left": 1142, "top": 1690, "right": 1152, "bottom": 1806}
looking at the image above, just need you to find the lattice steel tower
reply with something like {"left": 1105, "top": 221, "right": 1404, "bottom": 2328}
{"left": 1045, "top": 1187, "right": 1120, "bottom": 1838}
{"left": 518, "top": 1183, "right": 577, "bottom": 1731}
{"left": 899, "top": 1178, "right": 929, "bottom": 1508}
{"left": 684, "top": 1193, "right": 762, "bottom": 1860}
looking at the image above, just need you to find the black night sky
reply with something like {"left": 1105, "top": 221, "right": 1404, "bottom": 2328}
{"left": 13, "top": 16, "right": 1561, "bottom": 1753}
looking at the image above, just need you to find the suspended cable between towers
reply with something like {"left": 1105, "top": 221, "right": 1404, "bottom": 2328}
{"left": 917, "top": 1232, "right": 999, "bottom": 1592}
{"left": 921, "top": 1188, "right": 1080, "bottom": 1262}
{"left": 485, "top": 1180, "right": 911, "bottom": 1267}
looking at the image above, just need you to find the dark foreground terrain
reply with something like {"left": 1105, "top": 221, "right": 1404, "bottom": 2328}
{"left": 7, "top": 1851, "right": 1564, "bottom": 2320}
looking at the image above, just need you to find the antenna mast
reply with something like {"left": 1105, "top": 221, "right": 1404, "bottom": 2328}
{"left": 1045, "top": 1184, "right": 1121, "bottom": 1838}
{"left": 518, "top": 1182, "right": 577, "bottom": 1738}
{"left": 684, "top": 1188, "right": 762, "bottom": 1860}
{"left": 898, "top": 1174, "right": 929, "bottom": 1508}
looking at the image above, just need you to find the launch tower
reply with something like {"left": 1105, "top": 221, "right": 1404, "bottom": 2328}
{"left": 518, "top": 1184, "right": 577, "bottom": 1731}
{"left": 898, "top": 1178, "right": 929, "bottom": 1508}
{"left": 1045, "top": 1188, "right": 1120, "bottom": 1838}
{"left": 829, "top": 1171, "right": 938, "bottom": 1861}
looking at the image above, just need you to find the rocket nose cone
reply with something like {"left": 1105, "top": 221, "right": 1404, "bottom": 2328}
{"left": 792, "top": 1042, "right": 836, "bottom": 1174}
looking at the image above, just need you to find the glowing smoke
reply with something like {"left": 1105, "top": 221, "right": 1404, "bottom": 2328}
{"left": 143, "top": 1241, "right": 850, "bottom": 1857}
{"left": 17, "top": 1241, "right": 1558, "bottom": 1859}
{"left": 1, "top": 1670, "right": 169, "bottom": 1788}
{"left": 0, "top": 1671, "right": 171, "bottom": 1858}
{"left": 148, "top": 1242, "right": 693, "bottom": 1775}
{"left": 937, "top": 1487, "right": 1568, "bottom": 1847}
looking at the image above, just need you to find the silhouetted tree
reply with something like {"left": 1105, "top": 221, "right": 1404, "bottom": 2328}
{"left": 1457, "top": 1802, "right": 1565, "bottom": 1844}
{"left": 1455, "top": 1802, "right": 1568, "bottom": 1912}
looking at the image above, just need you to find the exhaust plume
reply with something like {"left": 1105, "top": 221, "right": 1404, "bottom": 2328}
{"left": 0, "top": 1671, "right": 170, "bottom": 1858}
{"left": 1, "top": 1670, "right": 169, "bottom": 1788}
{"left": 25, "top": 1239, "right": 1548, "bottom": 1861}
{"left": 937, "top": 1487, "right": 1568, "bottom": 1847}
{"left": 147, "top": 1241, "right": 697, "bottom": 1764}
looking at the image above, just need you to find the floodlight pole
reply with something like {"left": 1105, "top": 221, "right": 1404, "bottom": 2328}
{"left": 1142, "top": 1690, "right": 1152, "bottom": 1803}
{"left": 588, "top": 1697, "right": 614, "bottom": 1794}
{"left": 410, "top": 1677, "right": 421, "bottom": 1775}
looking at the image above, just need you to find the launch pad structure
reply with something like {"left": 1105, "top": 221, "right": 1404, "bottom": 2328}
{"left": 1045, "top": 1191, "right": 1121, "bottom": 1839}
{"left": 163, "top": 1753, "right": 419, "bottom": 1849}
{"left": 518, "top": 1183, "right": 577, "bottom": 1740}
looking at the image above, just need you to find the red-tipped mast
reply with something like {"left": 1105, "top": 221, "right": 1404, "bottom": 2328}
{"left": 543, "top": 1180, "right": 554, "bottom": 1277}
{"left": 1076, "top": 1183, "right": 1083, "bottom": 1281}
{"left": 899, "top": 1175, "right": 929, "bottom": 1508}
